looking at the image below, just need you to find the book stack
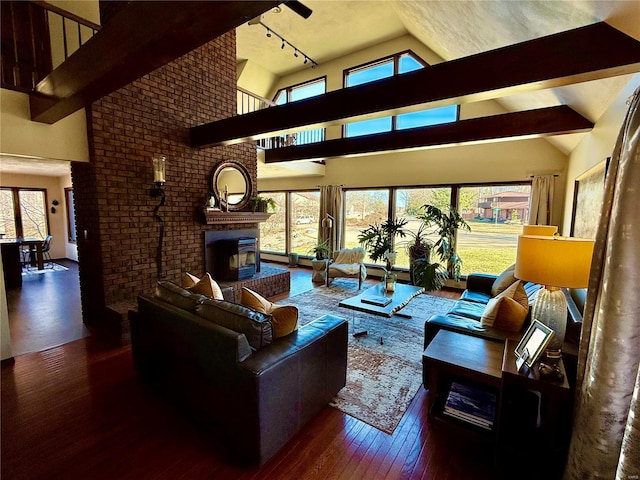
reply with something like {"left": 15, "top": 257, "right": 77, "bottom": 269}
{"left": 361, "top": 295, "right": 392, "bottom": 307}
{"left": 442, "top": 382, "right": 496, "bottom": 430}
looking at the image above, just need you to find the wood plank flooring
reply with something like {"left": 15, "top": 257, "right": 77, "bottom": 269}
{"left": 2, "top": 262, "right": 495, "bottom": 480}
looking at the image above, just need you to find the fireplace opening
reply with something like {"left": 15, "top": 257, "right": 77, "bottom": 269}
{"left": 214, "top": 237, "right": 257, "bottom": 281}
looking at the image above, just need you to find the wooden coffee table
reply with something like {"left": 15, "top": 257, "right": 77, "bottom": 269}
{"left": 338, "top": 283, "right": 424, "bottom": 318}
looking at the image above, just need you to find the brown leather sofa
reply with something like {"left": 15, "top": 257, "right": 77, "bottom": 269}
{"left": 129, "top": 282, "right": 348, "bottom": 465}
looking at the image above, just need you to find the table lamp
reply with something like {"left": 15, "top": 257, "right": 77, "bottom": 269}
{"left": 522, "top": 225, "right": 558, "bottom": 236}
{"left": 515, "top": 235, "right": 594, "bottom": 358}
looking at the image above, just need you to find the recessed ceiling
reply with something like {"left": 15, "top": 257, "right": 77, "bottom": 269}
{"left": 0, "top": 155, "right": 71, "bottom": 177}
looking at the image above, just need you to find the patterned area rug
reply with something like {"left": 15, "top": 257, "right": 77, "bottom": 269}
{"left": 278, "top": 279, "right": 456, "bottom": 434}
{"left": 22, "top": 263, "right": 68, "bottom": 275}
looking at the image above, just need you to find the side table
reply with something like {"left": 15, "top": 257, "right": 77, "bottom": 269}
{"left": 311, "top": 259, "right": 328, "bottom": 283}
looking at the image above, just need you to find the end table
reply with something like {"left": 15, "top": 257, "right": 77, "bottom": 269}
{"left": 311, "top": 258, "right": 328, "bottom": 283}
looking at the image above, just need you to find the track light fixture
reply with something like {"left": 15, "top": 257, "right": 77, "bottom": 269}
{"left": 252, "top": 20, "right": 318, "bottom": 68}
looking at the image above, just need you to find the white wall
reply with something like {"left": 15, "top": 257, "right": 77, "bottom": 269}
{"left": 0, "top": 172, "right": 75, "bottom": 260}
{"left": 562, "top": 74, "right": 640, "bottom": 235}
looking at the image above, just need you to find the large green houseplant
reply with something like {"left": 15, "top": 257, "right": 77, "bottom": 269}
{"left": 357, "top": 218, "right": 408, "bottom": 271}
{"left": 412, "top": 204, "right": 470, "bottom": 290}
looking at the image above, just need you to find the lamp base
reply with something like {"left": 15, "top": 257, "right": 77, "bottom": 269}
{"left": 532, "top": 286, "right": 567, "bottom": 358}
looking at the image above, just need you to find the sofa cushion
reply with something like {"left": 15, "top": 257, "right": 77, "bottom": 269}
{"left": 155, "top": 281, "right": 208, "bottom": 311}
{"left": 241, "top": 287, "right": 299, "bottom": 338}
{"left": 196, "top": 298, "right": 273, "bottom": 351}
{"left": 449, "top": 300, "right": 486, "bottom": 321}
{"left": 491, "top": 264, "right": 517, "bottom": 297}
{"left": 460, "top": 289, "right": 493, "bottom": 304}
{"left": 185, "top": 272, "right": 224, "bottom": 300}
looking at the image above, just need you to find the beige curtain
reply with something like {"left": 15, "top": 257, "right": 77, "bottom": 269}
{"left": 564, "top": 87, "right": 640, "bottom": 479}
{"left": 319, "top": 185, "right": 343, "bottom": 253}
{"left": 529, "top": 175, "right": 555, "bottom": 225}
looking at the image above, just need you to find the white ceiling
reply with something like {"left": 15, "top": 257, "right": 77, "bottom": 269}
{"left": 236, "top": 0, "right": 640, "bottom": 159}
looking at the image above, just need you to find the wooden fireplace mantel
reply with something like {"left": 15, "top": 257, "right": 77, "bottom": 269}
{"left": 202, "top": 209, "right": 272, "bottom": 225}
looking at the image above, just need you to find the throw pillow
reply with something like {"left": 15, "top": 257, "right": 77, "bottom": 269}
{"left": 491, "top": 264, "right": 517, "bottom": 297}
{"left": 497, "top": 280, "right": 529, "bottom": 310}
{"left": 182, "top": 271, "right": 200, "bottom": 288}
{"left": 241, "top": 287, "right": 299, "bottom": 338}
{"left": 480, "top": 296, "right": 528, "bottom": 331}
{"left": 186, "top": 272, "right": 224, "bottom": 300}
{"left": 155, "top": 281, "right": 207, "bottom": 311}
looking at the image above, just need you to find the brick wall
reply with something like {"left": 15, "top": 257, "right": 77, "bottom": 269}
{"left": 73, "top": 30, "right": 258, "bottom": 321}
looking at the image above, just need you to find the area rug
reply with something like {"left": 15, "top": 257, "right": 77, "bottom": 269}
{"left": 22, "top": 263, "right": 68, "bottom": 275}
{"left": 278, "top": 279, "right": 456, "bottom": 434}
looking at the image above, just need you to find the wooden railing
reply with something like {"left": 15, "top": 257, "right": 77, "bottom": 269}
{"left": 238, "top": 86, "right": 325, "bottom": 149}
{"left": 1, "top": 1, "right": 100, "bottom": 92}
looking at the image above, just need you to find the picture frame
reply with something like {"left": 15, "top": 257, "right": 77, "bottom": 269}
{"left": 514, "top": 320, "right": 554, "bottom": 368}
{"left": 570, "top": 158, "right": 609, "bottom": 239}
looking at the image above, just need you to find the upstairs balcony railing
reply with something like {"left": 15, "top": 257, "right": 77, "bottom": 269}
{"left": 238, "top": 86, "right": 325, "bottom": 149}
{"left": 1, "top": 0, "right": 100, "bottom": 93}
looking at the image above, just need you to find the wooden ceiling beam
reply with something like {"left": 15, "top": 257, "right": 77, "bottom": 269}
{"left": 263, "top": 106, "right": 593, "bottom": 163}
{"left": 190, "top": 22, "right": 640, "bottom": 148}
{"left": 29, "top": 1, "right": 281, "bottom": 124}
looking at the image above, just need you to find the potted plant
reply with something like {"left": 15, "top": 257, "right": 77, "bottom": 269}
{"left": 308, "top": 239, "right": 332, "bottom": 260}
{"left": 412, "top": 204, "right": 470, "bottom": 290}
{"left": 357, "top": 218, "right": 408, "bottom": 271}
{"left": 404, "top": 223, "right": 434, "bottom": 285}
{"left": 249, "top": 195, "right": 276, "bottom": 213}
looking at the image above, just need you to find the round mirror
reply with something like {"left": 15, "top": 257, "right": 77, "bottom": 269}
{"left": 210, "top": 161, "right": 251, "bottom": 211}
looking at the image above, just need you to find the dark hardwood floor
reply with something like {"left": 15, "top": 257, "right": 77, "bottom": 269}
{"left": 2, "top": 262, "right": 495, "bottom": 480}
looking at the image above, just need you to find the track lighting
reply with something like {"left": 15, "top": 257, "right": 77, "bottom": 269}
{"left": 252, "top": 20, "right": 318, "bottom": 68}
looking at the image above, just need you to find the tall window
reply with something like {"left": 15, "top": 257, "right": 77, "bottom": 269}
{"left": 0, "top": 187, "right": 48, "bottom": 239}
{"left": 290, "top": 191, "right": 320, "bottom": 255}
{"left": 344, "top": 52, "right": 458, "bottom": 137}
{"left": 344, "top": 189, "right": 390, "bottom": 264}
{"left": 259, "top": 192, "right": 286, "bottom": 253}
{"left": 273, "top": 78, "right": 326, "bottom": 145}
{"left": 457, "top": 185, "right": 531, "bottom": 276}
{"left": 394, "top": 187, "right": 452, "bottom": 269}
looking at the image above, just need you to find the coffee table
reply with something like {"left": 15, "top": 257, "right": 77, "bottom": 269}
{"left": 338, "top": 283, "right": 424, "bottom": 318}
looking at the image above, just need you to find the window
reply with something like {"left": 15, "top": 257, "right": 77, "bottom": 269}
{"left": 259, "top": 192, "right": 286, "bottom": 253}
{"left": 394, "top": 187, "right": 452, "bottom": 269}
{"left": 0, "top": 187, "right": 48, "bottom": 239}
{"left": 290, "top": 191, "right": 320, "bottom": 255}
{"left": 344, "top": 52, "right": 458, "bottom": 137}
{"left": 457, "top": 185, "right": 531, "bottom": 276}
{"left": 273, "top": 78, "right": 326, "bottom": 145}
{"left": 344, "top": 189, "right": 390, "bottom": 264}
{"left": 65, "top": 187, "right": 76, "bottom": 242}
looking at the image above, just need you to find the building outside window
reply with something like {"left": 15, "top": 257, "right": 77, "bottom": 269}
{"left": 344, "top": 52, "right": 459, "bottom": 138}
{"left": 259, "top": 192, "right": 286, "bottom": 253}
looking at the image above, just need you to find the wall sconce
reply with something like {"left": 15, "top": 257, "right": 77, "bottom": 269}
{"left": 51, "top": 199, "right": 59, "bottom": 214}
{"left": 150, "top": 155, "right": 167, "bottom": 279}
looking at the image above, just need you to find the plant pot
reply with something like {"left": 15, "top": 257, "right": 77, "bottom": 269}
{"left": 288, "top": 253, "right": 299, "bottom": 267}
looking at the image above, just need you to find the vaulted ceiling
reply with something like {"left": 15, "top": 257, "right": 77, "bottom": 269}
{"left": 236, "top": 0, "right": 640, "bottom": 155}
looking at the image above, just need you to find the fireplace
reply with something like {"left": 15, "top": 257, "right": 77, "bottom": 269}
{"left": 214, "top": 237, "right": 257, "bottom": 281}
{"left": 204, "top": 228, "right": 261, "bottom": 281}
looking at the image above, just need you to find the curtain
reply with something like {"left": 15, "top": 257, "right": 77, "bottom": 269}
{"left": 564, "top": 87, "right": 640, "bottom": 479}
{"left": 319, "top": 185, "right": 343, "bottom": 253}
{"left": 529, "top": 175, "right": 555, "bottom": 225}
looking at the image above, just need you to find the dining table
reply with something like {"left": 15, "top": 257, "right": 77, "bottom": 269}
{"left": 0, "top": 237, "right": 45, "bottom": 289}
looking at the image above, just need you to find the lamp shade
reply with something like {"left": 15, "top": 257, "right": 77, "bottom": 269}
{"left": 522, "top": 225, "right": 558, "bottom": 236}
{"left": 515, "top": 235, "right": 594, "bottom": 288}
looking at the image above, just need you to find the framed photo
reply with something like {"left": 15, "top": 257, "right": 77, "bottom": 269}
{"left": 570, "top": 158, "right": 609, "bottom": 239}
{"left": 514, "top": 320, "right": 554, "bottom": 368}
